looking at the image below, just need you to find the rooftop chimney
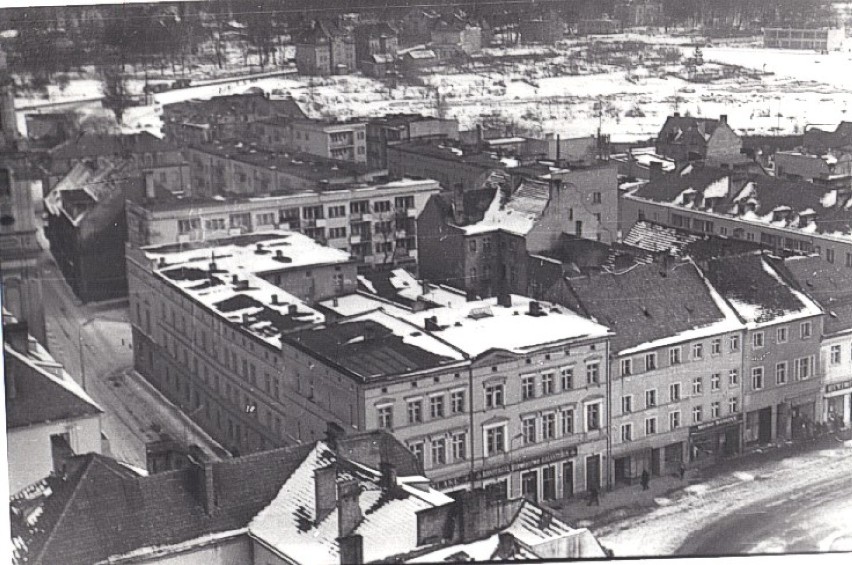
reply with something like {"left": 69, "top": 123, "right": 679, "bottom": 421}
{"left": 188, "top": 452, "right": 217, "bottom": 516}
{"left": 497, "top": 292, "right": 512, "bottom": 308}
{"left": 556, "top": 134, "right": 561, "bottom": 162}
{"left": 338, "top": 479, "right": 362, "bottom": 539}
{"left": 256, "top": 243, "right": 264, "bottom": 253}
{"left": 424, "top": 316, "right": 440, "bottom": 332}
{"left": 720, "top": 114, "right": 728, "bottom": 124}
{"left": 271, "top": 294, "right": 279, "bottom": 305}
{"left": 494, "top": 532, "right": 518, "bottom": 560}
{"left": 673, "top": 112, "right": 680, "bottom": 117}
{"left": 232, "top": 274, "right": 239, "bottom": 285}
{"left": 339, "top": 534, "right": 364, "bottom": 565}
{"left": 380, "top": 462, "right": 398, "bottom": 490}
{"left": 144, "top": 170, "right": 156, "bottom": 200}
{"left": 465, "top": 288, "right": 477, "bottom": 302}
{"left": 528, "top": 301, "right": 543, "bottom": 317}
{"left": 209, "top": 261, "right": 218, "bottom": 273}
{"left": 649, "top": 160, "right": 664, "bottom": 181}
{"left": 315, "top": 465, "right": 337, "bottom": 523}
{"left": 276, "top": 249, "right": 284, "bottom": 258}
{"left": 288, "top": 304, "right": 298, "bottom": 315}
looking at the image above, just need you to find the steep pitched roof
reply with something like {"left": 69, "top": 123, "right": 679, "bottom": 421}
{"left": 780, "top": 255, "right": 852, "bottom": 334}
{"left": 463, "top": 177, "right": 550, "bottom": 236}
{"left": 703, "top": 253, "right": 822, "bottom": 327}
{"left": 657, "top": 115, "right": 721, "bottom": 147}
{"left": 10, "top": 431, "right": 412, "bottom": 565}
{"left": 248, "top": 441, "right": 452, "bottom": 564}
{"left": 4, "top": 344, "right": 102, "bottom": 430}
{"left": 565, "top": 260, "right": 740, "bottom": 353}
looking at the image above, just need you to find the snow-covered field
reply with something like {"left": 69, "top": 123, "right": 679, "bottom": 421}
{"left": 16, "top": 34, "right": 852, "bottom": 142}
{"left": 595, "top": 445, "right": 852, "bottom": 556}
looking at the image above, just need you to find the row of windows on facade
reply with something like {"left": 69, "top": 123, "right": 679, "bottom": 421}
{"left": 377, "top": 364, "right": 600, "bottom": 429}
{"left": 176, "top": 197, "right": 415, "bottom": 233}
{"left": 621, "top": 372, "right": 739, "bottom": 415}
{"left": 620, "top": 325, "right": 813, "bottom": 376}
{"left": 750, "top": 356, "right": 815, "bottom": 390}
{"left": 619, "top": 397, "right": 740, "bottom": 442}
{"left": 406, "top": 403, "right": 602, "bottom": 467}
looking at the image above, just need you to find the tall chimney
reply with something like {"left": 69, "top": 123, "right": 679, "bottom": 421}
{"left": 719, "top": 114, "right": 728, "bottom": 124}
{"left": 338, "top": 479, "right": 362, "bottom": 539}
{"left": 649, "top": 161, "right": 664, "bottom": 181}
{"left": 556, "top": 134, "right": 561, "bottom": 162}
{"left": 380, "top": 462, "right": 397, "bottom": 490}
{"left": 339, "top": 534, "right": 364, "bottom": 565}
{"left": 315, "top": 465, "right": 338, "bottom": 523}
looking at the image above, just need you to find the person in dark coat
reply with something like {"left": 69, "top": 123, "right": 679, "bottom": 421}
{"left": 587, "top": 486, "right": 600, "bottom": 506}
{"left": 640, "top": 469, "right": 650, "bottom": 491}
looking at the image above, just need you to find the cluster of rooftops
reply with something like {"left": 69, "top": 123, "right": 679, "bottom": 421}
{"left": 140, "top": 231, "right": 836, "bottom": 385}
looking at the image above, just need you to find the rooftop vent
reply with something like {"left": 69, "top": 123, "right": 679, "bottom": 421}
{"left": 527, "top": 301, "right": 545, "bottom": 317}
{"left": 424, "top": 316, "right": 441, "bottom": 332}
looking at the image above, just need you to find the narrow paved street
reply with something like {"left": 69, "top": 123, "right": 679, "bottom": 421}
{"left": 39, "top": 236, "right": 224, "bottom": 468}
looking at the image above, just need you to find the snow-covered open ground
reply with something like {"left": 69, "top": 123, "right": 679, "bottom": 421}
{"left": 16, "top": 33, "right": 852, "bottom": 142}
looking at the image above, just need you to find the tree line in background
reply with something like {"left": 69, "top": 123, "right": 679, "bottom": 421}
{"left": 0, "top": 0, "right": 841, "bottom": 82}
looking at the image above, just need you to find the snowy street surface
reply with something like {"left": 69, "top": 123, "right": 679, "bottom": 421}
{"left": 37, "top": 228, "right": 225, "bottom": 468}
{"left": 595, "top": 442, "right": 852, "bottom": 556}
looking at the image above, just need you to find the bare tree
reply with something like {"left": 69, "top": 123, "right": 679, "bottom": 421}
{"left": 101, "top": 66, "right": 132, "bottom": 125}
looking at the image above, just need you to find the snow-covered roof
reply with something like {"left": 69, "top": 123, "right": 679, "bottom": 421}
{"left": 44, "top": 158, "right": 136, "bottom": 226}
{"left": 142, "top": 232, "right": 341, "bottom": 348}
{"left": 316, "top": 290, "right": 610, "bottom": 366}
{"left": 248, "top": 442, "right": 454, "bottom": 564}
{"left": 463, "top": 177, "right": 551, "bottom": 236}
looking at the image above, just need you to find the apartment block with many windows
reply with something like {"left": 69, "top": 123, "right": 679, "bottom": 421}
{"left": 704, "top": 253, "right": 824, "bottom": 445}
{"left": 550, "top": 258, "right": 746, "bottom": 484}
{"left": 126, "top": 232, "right": 358, "bottom": 456}
{"left": 250, "top": 118, "right": 368, "bottom": 164}
{"left": 314, "top": 285, "right": 613, "bottom": 501}
{"left": 126, "top": 177, "right": 441, "bottom": 272}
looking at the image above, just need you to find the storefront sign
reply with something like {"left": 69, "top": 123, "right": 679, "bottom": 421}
{"left": 826, "top": 379, "right": 852, "bottom": 394}
{"left": 432, "top": 445, "right": 579, "bottom": 490}
{"left": 689, "top": 413, "right": 743, "bottom": 435}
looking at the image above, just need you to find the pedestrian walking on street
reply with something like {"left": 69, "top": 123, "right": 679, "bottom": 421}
{"left": 587, "top": 486, "right": 600, "bottom": 506}
{"left": 641, "top": 469, "right": 650, "bottom": 491}
{"left": 679, "top": 463, "right": 686, "bottom": 480}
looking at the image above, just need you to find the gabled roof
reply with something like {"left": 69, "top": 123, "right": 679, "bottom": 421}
{"left": 44, "top": 157, "right": 137, "bottom": 225}
{"left": 657, "top": 115, "right": 722, "bottom": 147}
{"left": 703, "top": 253, "right": 822, "bottom": 327}
{"left": 10, "top": 432, "right": 411, "bottom": 565}
{"left": 248, "top": 441, "right": 452, "bottom": 564}
{"left": 779, "top": 255, "right": 852, "bottom": 334}
{"left": 565, "top": 260, "right": 741, "bottom": 354}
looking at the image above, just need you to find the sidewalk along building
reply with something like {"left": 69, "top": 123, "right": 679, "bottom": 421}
{"left": 366, "top": 114, "right": 459, "bottom": 170}
{"left": 654, "top": 114, "right": 743, "bottom": 165}
{"left": 161, "top": 92, "right": 308, "bottom": 146}
{"left": 702, "top": 253, "right": 824, "bottom": 445}
{"left": 4, "top": 311, "right": 103, "bottom": 494}
{"left": 619, "top": 164, "right": 852, "bottom": 267}
{"left": 126, "top": 177, "right": 441, "bottom": 273}
{"left": 127, "top": 232, "right": 357, "bottom": 455}
{"left": 314, "top": 273, "right": 613, "bottom": 501}
{"left": 43, "top": 156, "right": 190, "bottom": 303}
{"left": 184, "top": 140, "right": 383, "bottom": 197}
{"left": 548, "top": 257, "right": 746, "bottom": 483}
{"left": 249, "top": 117, "right": 368, "bottom": 163}
{"left": 782, "top": 255, "right": 852, "bottom": 427}
{"left": 417, "top": 164, "right": 619, "bottom": 297}
{"left": 763, "top": 27, "right": 844, "bottom": 51}
{"left": 8, "top": 430, "right": 606, "bottom": 565}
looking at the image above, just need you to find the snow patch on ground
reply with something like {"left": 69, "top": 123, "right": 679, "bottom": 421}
{"left": 732, "top": 471, "right": 755, "bottom": 482}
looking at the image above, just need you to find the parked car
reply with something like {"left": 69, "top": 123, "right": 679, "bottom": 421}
{"left": 171, "top": 78, "right": 192, "bottom": 89}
